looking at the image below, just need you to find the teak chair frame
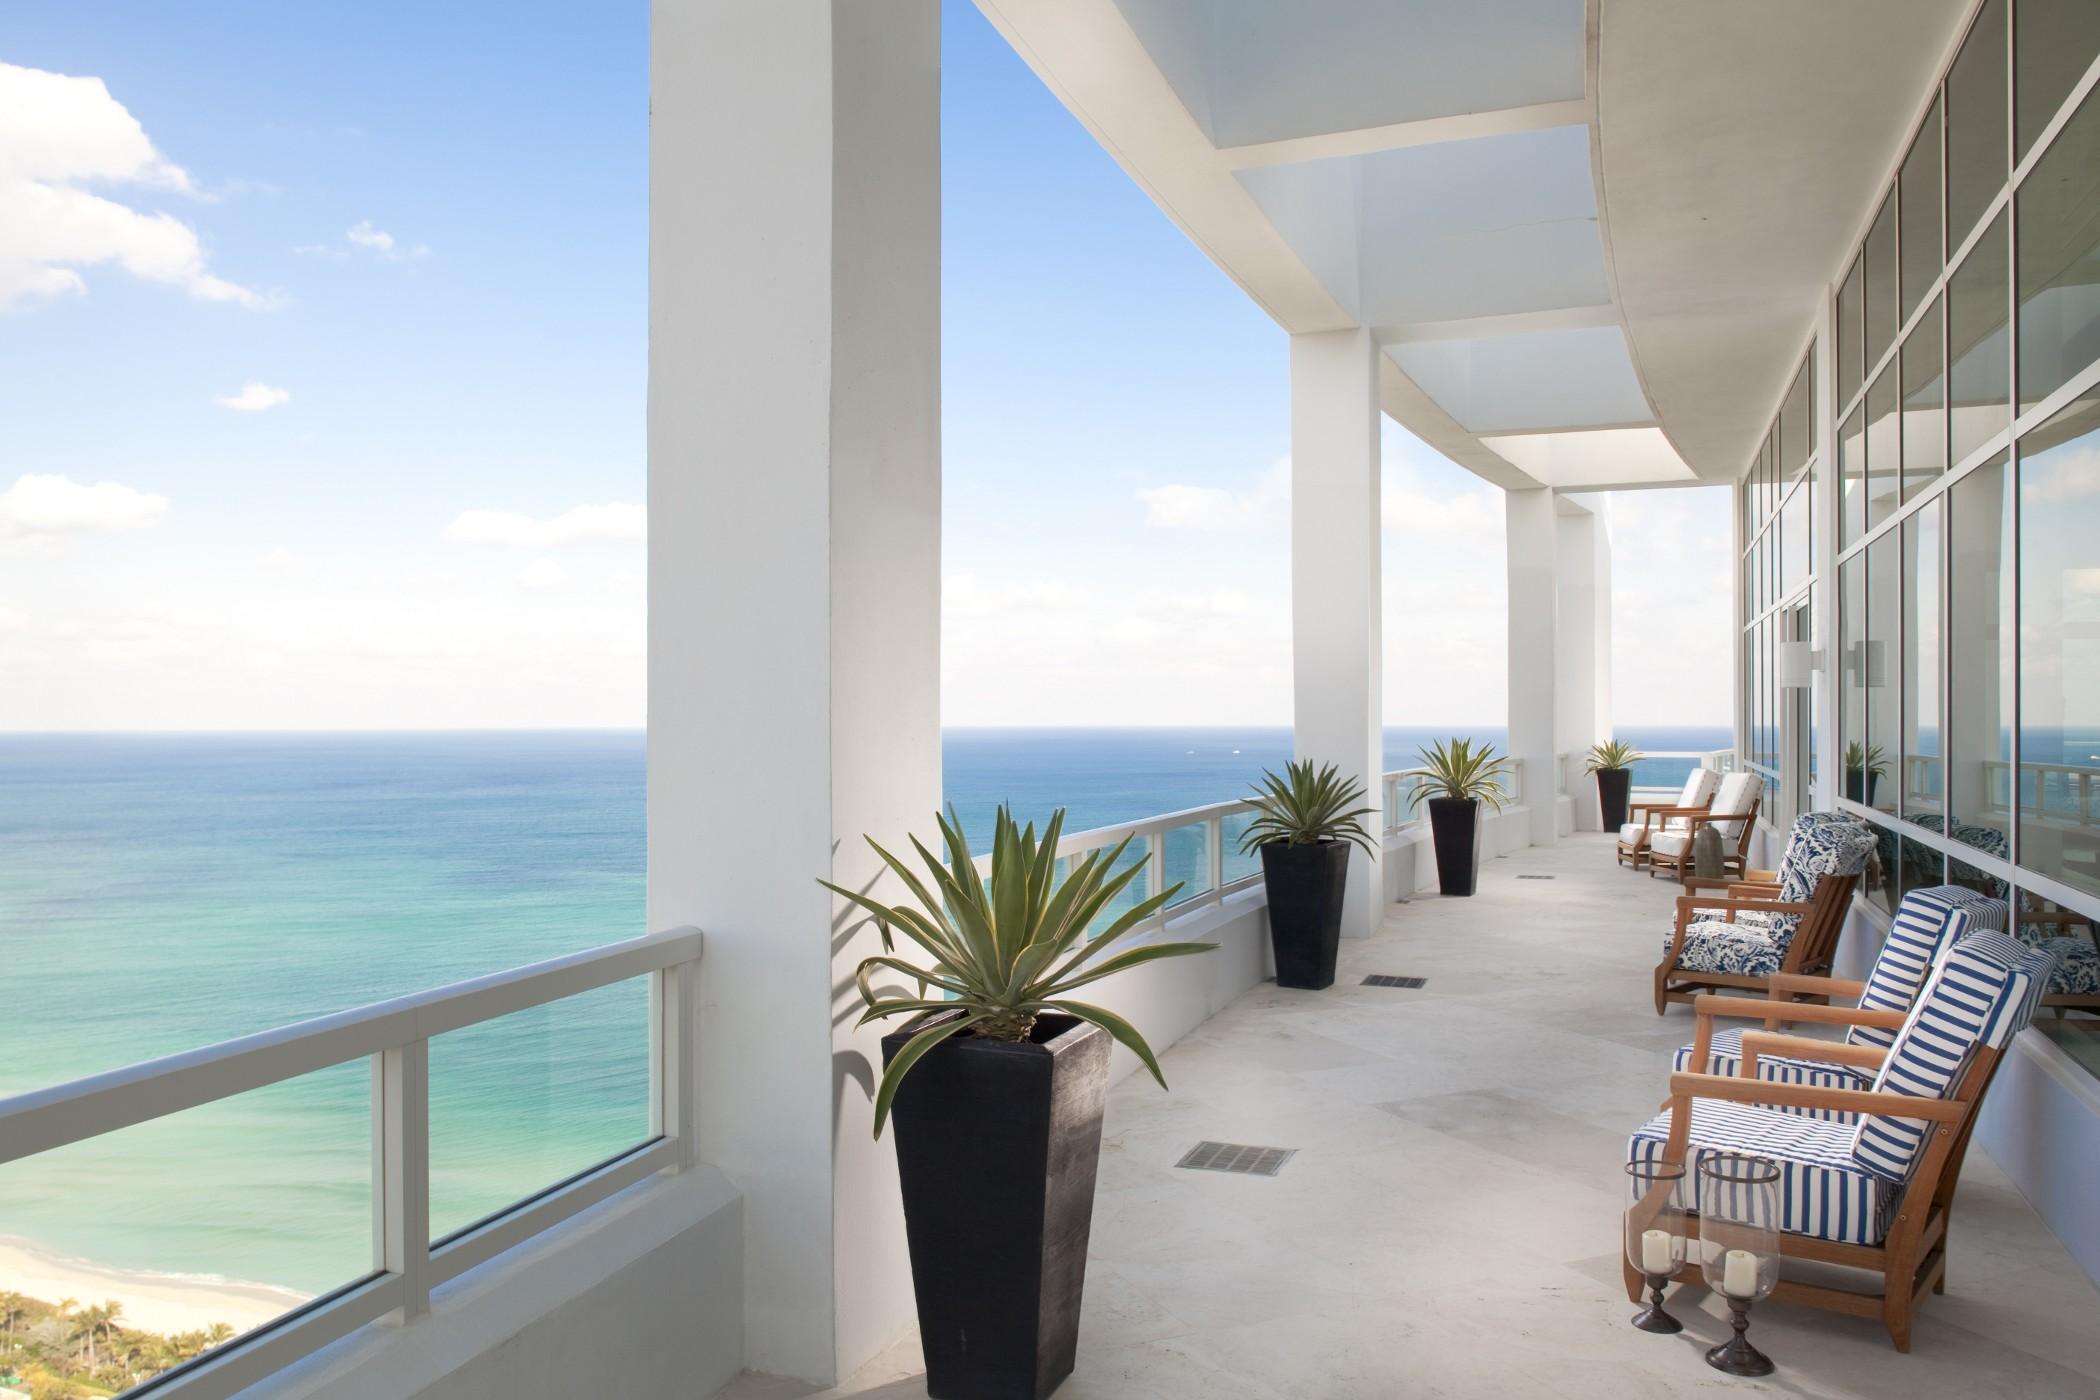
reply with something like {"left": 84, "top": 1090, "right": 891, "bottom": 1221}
{"left": 1644, "top": 798, "right": 1761, "bottom": 883}
{"left": 1652, "top": 871, "right": 1861, "bottom": 1013}
{"left": 1614, "top": 790, "right": 1714, "bottom": 870}
{"left": 1624, "top": 992, "right": 2003, "bottom": 1352}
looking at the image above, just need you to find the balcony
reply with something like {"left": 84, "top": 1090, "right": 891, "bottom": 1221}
{"left": 710, "top": 834, "right": 2100, "bottom": 1400}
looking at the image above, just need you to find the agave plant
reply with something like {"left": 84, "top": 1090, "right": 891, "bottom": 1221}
{"left": 1844, "top": 740, "right": 1889, "bottom": 778}
{"left": 1234, "top": 760, "right": 1380, "bottom": 856}
{"left": 1584, "top": 739, "right": 1644, "bottom": 773}
{"left": 1404, "top": 737, "right": 1511, "bottom": 811}
{"left": 821, "top": 805, "right": 1216, "bottom": 1136}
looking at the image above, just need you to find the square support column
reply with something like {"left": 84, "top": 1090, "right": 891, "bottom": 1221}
{"left": 1290, "top": 327, "right": 1383, "bottom": 938}
{"left": 1555, "top": 494, "right": 1614, "bottom": 830}
{"left": 1505, "top": 487, "right": 1559, "bottom": 845}
{"left": 648, "top": 0, "right": 937, "bottom": 1383}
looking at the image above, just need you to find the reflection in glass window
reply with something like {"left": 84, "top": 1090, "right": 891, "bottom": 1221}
{"left": 2016, "top": 86, "right": 2100, "bottom": 417}
{"left": 1948, "top": 452, "right": 2015, "bottom": 855}
{"left": 1781, "top": 479, "right": 1809, "bottom": 597}
{"left": 2015, "top": 0, "right": 2100, "bottom": 162}
{"left": 1863, "top": 818, "right": 1900, "bottom": 915}
{"left": 1903, "top": 502, "right": 1942, "bottom": 821}
{"left": 1949, "top": 212, "right": 2011, "bottom": 466}
{"left": 1900, "top": 98, "right": 1943, "bottom": 323}
{"left": 2018, "top": 404, "right": 2100, "bottom": 900}
{"left": 1841, "top": 554, "right": 1868, "bottom": 804}
{"left": 1865, "top": 363, "right": 1901, "bottom": 533}
{"left": 1840, "top": 403, "right": 1865, "bottom": 548}
{"left": 1901, "top": 295, "right": 1946, "bottom": 501}
{"left": 1947, "top": 0, "right": 2008, "bottom": 248}
{"left": 1865, "top": 191, "right": 1899, "bottom": 373}
{"left": 1782, "top": 351, "right": 1813, "bottom": 477}
{"left": 1865, "top": 531, "right": 1900, "bottom": 817}
{"left": 1839, "top": 254, "right": 1864, "bottom": 411}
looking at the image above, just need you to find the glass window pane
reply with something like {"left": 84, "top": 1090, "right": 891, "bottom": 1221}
{"left": 1782, "top": 353, "right": 1813, "bottom": 477}
{"left": 428, "top": 976, "right": 652, "bottom": 1242}
{"left": 1840, "top": 403, "right": 1865, "bottom": 548}
{"left": 1949, "top": 211, "right": 2011, "bottom": 465}
{"left": 1901, "top": 98, "right": 1944, "bottom": 322}
{"left": 2018, "top": 402, "right": 2100, "bottom": 899}
{"left": 1949, "top": 451, "right": 2015, "bottom": 857}
{"left": 1864, "top": 819, "right": 1900, "bottom": 914}
{"left": 1865, "top": 190, "right": 1900, "bottom": 371}
{"left": 1163, "top": 820, "right": 1211, "bottom": 907}
{"left": 1839, "top": 254, "right": 1865, "bottom": 410}
{"left": 1903, "top": 502, "right": 1943, "bottom": 822}
{"left": 1782, "top": 481, "right": 1809, "bottom": 596}
{"left": 1865, "top": 362, "right": 1901, "bottom": 533}
{"left": 1947, "top": 0, "right": 2009, "bottom": 248}
{"left": 1841, "top": 554, "right": 1868, "bottom": 801}
{"left": 1865, "top": 531, "right": 1900, "bottom": 815}
{"left": 2015, "top": 0, "right": 2100, "bottom": 162}
{"left": 1901, "top": 294, "right": 1947, "bottom": 499}
{"left": 2016, "top": 86, "right": 2100, "bottom": 417}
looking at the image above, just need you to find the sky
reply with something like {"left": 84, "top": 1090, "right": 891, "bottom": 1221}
{"left": 0, "top": 2, "right": 1731, "bottom": 732}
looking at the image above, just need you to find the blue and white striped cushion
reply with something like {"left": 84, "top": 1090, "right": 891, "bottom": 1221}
{"left": 1850, "top": 932, "right": 2057, "bottom": 1183}
{"left": 1848, "top": 886, "right": 2008, "bottom": 1051}
{"left": 1628, "top": 1099, "right": 1892, "bottom": 1246}
{"left": 1672, "top": 1029, "right": 1872, "bottom": 1121}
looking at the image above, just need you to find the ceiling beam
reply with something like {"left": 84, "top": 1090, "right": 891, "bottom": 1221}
{"left": 1219, "top": 98, "right": 1591, "bottom": 171}
{"left": 1376, "top": 303, "right": 1621, "bottom": 345}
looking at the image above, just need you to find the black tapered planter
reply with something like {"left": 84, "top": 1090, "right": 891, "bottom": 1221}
{"left": 1258, "top": 839, "right": 1349, "bottom": 990}
{"left": 884, "top": 1012, "right": 1111, "bottom": 1400}
{"left": 1596, "top": 768, "right": 1632, "bottom": 831}
{"left": 1427, "top": 797, "right": 1482, "bottom": 896}
{"left": 1844, "top": 771, "right": 1883, "bottom": 807}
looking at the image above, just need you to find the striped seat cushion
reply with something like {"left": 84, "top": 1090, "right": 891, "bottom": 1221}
{"left": 1850, "top": 932, "right": 2057, "bottom": 1183}
{"left": 1848, "top": 886, "right": 2007, "bottom": 1050}
{"left": 1672, "top": 1028, "right": 1871, "bottom": 1122}
{"left": 1628, "top": 1099, "right": 1893, "bottom": 1245}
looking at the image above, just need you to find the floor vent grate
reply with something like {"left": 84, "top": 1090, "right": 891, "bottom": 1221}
{"left": 1176, "top": 1141, "right": 1295, "bottom": 1177}
{"left": 1517, "top": 874, "right": 1557, "bottom": 880}
{"left": 1362, "top": 974, "right": 1427, "bottom": 989}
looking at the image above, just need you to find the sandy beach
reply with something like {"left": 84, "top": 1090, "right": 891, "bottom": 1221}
{"left": 0, "top": 1237, "right": 311, "bottom": 1337}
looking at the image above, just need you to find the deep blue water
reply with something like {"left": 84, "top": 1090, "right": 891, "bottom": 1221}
{"left": 0, "top": 725, "right": 1723, "bottom": 1299}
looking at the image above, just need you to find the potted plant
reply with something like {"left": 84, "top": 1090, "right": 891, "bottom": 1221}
{"left": 821, "top": 806, "right": 1215, "bottom": 1400}
{"left": 1585, "top": 739, "right": 1644, "bottom": 831}
{"left": 1844, "top": 741, "right": 1888, "bottom": 806}
{"left": 1403, "top": 737, "right": 1510, "bottom": 897}
{"left": 1235, "top": 760, "right": 1380, "bottom": 990}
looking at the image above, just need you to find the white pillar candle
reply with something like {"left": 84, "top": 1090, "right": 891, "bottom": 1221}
{"left": 1641, "top": 1228, "right": 1674, "bottom": 1275}
{"left": 1723, "top": 1248, "right": 1759, "bottom": 1298}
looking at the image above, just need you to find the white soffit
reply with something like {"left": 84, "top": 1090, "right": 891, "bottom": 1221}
{"left": 1113, "top": 0, "right": 1586, "bottom": 149}
{"left": 1479, "top": 427, "right": 1696, "bottom": 489}
{"left": 1386, "top": 324, "right": 1650, "bottom": 434}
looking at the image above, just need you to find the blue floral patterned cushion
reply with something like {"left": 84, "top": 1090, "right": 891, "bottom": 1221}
{"left": 1767, "top": 816, "right": 1877, "bottom": 945}
{"left": 2033, "top": 938, "right": 2100, "bottom": 996}
{"left": 1667, "top": 922, "right": 1784, "bottom": 976}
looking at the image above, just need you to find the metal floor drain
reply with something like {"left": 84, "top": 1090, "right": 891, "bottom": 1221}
{"left": 1362, "top": 974, "right": 1428, "bottom": 989}
{"left": 1517, "top": 874, "right": 1557, "bottom": 880}
{"left": 1176, "top": 1141, "right": 1295, "bottom": 1177}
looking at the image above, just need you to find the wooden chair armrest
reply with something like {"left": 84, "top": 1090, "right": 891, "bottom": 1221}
{"left": 1692, "top": 993, "right": 1906, "bottom": 1030}
{"left": 1738, "top": 1030, "right": 1887, "bottom": 1075}
{"left": 1666, "top": 1071, "right": 1961, "bottom": 1121}
{"left": 1680, "top": 874, "right": 1762, "bottom": 896}
{"left": 1767, "top": 973, "right": 1867, "bottom": 1001}
{"left": 2024, "top": 907, "right": 2095, "bottom": 929}
{"left": 1673, "top": 895, "right": 1813, "bottom": 920}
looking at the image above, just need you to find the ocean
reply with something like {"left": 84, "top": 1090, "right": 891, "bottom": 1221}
{"left": 0, "top": 726, "right": 1724, "bottom": 1303}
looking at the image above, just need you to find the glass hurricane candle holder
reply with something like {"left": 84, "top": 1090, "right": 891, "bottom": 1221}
{"left": 1697, "top": 1153, "right": 1782, "bottom": 1376}
{"left": 1623, "top": 1158, "right": 1689, "bottom": 1333}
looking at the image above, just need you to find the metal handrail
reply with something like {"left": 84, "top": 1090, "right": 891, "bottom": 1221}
{"left": 971, "top": 797, "right": 1266, "bottom": 920}
{"left": 0, "top": 927, "right": 704, "bottom": 1400}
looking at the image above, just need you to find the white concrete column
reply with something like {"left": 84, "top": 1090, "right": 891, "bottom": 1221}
{"left": 1554, "top": 494, "right": 1614, "bottom": 830}
{"left": 1506, "top": 487, "right": 1559, "bottom": 845}
{"left": 1290, "top": 327, "right": 1384, "bottom": 938}
{"left": 648, "top": 0, "right": 936, "bottom": 1384}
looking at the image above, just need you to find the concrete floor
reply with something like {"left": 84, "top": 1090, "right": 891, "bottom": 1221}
{"left": 718, "top": 834, "right": 2100, "bottom": 1399}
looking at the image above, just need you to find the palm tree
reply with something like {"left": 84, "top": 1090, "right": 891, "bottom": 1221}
{"left": 0, "top": 1290, "right": 25, "bottom": 1352}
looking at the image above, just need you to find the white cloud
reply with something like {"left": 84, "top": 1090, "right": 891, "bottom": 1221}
{"left": 1382, "top": 483, "right": 1501, "bottom": 544}
{"left": 444, "top": 502, "right": 645, "bottom": 547}
{"left": 0, "top": 472, "right": 167, "bottom": 539}
{"left": 216, "top": 381, "right": 290, "bottom": 412}
{"left": 2023, "top": 444, "right": 2100, "bottom": 503}
{"left": 1136, "top": 459, "right": 1288, "bottom": 530}
{"left": 346, "top": 220, "right": 396, "bottom": 255}
{"left": 0, "top": 62, "right": 261, "bottom": 310}
{"left": 516, "top": 558, "right": 570, "bottom": 590}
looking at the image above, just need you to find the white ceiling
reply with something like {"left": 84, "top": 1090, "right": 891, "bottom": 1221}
{"left": 976, "top": 0, "right": 1977, "bottom": 491}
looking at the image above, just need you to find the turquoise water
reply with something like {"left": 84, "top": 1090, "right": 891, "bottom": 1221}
{"left": 0, "top": 725, "right": 1722, "bottom": 1298}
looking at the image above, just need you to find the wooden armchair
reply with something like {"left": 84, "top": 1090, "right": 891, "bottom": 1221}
{"left": 1652, "top": 814, "right": 1878, "bottom": 1014}
{"left": 1626, "top": 930, "right": 2058, "bottom": 1351}
{"left": 1645, "top": 772, "right": 1763, "bottom": 883}
{"left": 1615, "top": 768, "right": 1719, "bottom": 870}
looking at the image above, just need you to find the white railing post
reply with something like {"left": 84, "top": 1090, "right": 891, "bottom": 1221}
{"left": 1206, "top": 814, "right": 1224, "bottom": 902}
{"left": 1147, "top": 834, "right": 1167, "bottom": 926}
{"left": 376, "top": 1039, "right": 431, "bottom": 1320}
{"left": 652, "top": 958, "right": 698, "bottom": 1170}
